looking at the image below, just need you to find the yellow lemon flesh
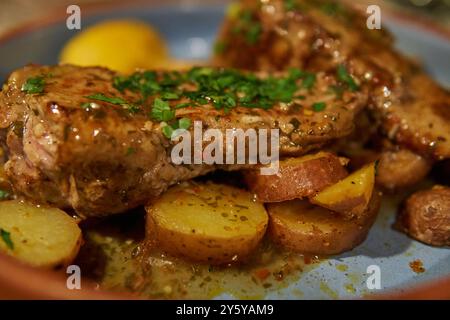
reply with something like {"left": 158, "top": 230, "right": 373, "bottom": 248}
{"left": 60, "top": 20, "right": 169, "bottom": 73}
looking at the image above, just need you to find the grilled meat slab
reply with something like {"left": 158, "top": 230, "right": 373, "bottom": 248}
{"left": 0, "top": 64, "right": 366, "bottom": 217}
{"left": 214, "top": 0, "right": 450, "bottom": 160}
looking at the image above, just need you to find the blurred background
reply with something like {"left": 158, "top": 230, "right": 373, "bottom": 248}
{"left": 0, "top": 0, "right": 449, "bottom": 83}
{"left": 366, "top": 0, "right": 450, "bottom": 27}
{"left": 0, "top": 0, "right": 449, "bottom": 35}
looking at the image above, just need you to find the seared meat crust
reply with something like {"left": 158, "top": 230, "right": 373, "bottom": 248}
{"left": 214, "top": 0, "right": 450, "bottom": 160}
{"left": 0, "top": 64, "right": 366, "bottom": 217}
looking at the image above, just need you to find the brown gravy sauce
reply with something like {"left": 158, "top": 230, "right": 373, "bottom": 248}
{"left": 75, "top": 211, "right": 320, "bottom": 299}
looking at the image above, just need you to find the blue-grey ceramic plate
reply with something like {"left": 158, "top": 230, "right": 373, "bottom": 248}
{"left": 0, "top": 1, "right": 449, "bottom": 299}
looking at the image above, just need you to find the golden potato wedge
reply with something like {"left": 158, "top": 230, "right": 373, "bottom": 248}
{"left": 0, "top": 201, "right": 82, "bottom": 268}
{"left": 267, "top": 193, "right": 381, "bottom": 255}
{"left": 244, "top": 152, "right": 348, "bottom": 203}
{"left": 146, "top": 182, "right": 268, "bottom": 265}
{"left": 311, "top": 163, "right": 376, "bottom": 219}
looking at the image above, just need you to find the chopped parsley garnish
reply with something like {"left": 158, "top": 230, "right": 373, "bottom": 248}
{"left": 178, "top": 118, "right": 191, "bottom": 130}
{"left": 116, "top": 67, "right": 316, "bottom": 114}
{"left": 103, "top": 66, "right": 321, "bottom": 138}
{"left": 86, "top": 93, "right": 127, "bottom": 105}
{"left": 301, "top": 73, "right": 317, "bottom": 90}
{"left": 86, "top": 93, "right": 140, "bottom": 113}
{"left": 0, "top": 228, "right": 13, "bottom": 250}
{"left": 161, "top": 92, "right": 180, "bottom": 100}
{"left": 114, "top": 71, "right": 162, "bottom": 100}
{"left": 162, "top": 118, "right": 192, "bottom": 139}
{"left": 337, "top": 64, "right": 359, "bottom": 91}
{"left": 80, "top": 102, "right": 92, "bottom": 109}
{"left": 162, "top": 126, "right": 174, "bottom": 139}
{"left": 21, "top": 76, "right": 46, "bottom": 94}
{"left": 288, "top": 68, "right": 304, "bottom": 80}
{"left": 175, "top": 102, "right": 191, "bottom": 109}
{"left": 0, "top": 189, "right": 10, "bottom": 200}
{"left": 312, "top": 102, "right": 326, "bottom": 112}
{"left": 284, "top": 0, "right": 298, "bottom": 11}
{"left": 321, "top": 2, "right": 342, "bottom": 16}
{"left": 329, "top": 84, "right": 345, "bottom": 99}
{"left": 214, "top": 41, "right": 227, "bottom": 55}
{"left": 246, "top": 23, "right": 262, "bottom": 45}
{"left": 126, "top": 147, "right": 136, "bottom": 156}
{"left": 151, "top": 98, "right": 175, "bottom": 122}
{"left": 233, "top": 9, "right": 262, "bottom": 45}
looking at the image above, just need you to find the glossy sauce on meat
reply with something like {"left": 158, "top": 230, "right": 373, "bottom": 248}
{"left": 0, "top": 64, "right": 366, "bottom": 217}
{"left": 214, "top": 0, "right": 450, "bottom": 160}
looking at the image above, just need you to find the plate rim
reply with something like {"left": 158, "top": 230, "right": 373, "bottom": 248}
{"left": 0, "top": 0, "right": 228, "bottom": 45}
{"left": 0, "top": 0, "right": 450, "bottom": 45}
{"left": 0, "top": 0, "right": 449, "bottom": 299}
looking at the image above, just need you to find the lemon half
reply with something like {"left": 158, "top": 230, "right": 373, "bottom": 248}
{"left": 60, "top": 20, "right": 169, "bottom": 73}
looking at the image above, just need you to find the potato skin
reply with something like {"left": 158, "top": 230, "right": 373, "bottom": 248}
{"left": 267, "top": 192, "right": 381, "bottom": 255}
{"left": 396, "top": 186, "right": 450, "bottom": 246}
{"left": 347, "top": 148, "right": 432, "bottom": 191}
{"left": 376, "top": 149, "right": 432, "bottom": 191}
{"left": 244, "top": 152, "right": 348, "bottom": 203}
{"left": 145, "top": 182, "right": 268, "bottom": 265}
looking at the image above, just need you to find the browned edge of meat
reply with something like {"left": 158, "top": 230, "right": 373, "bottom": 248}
{"left": 0, "top": 64, "right": 367, "bottom": 217}
{"left": 213, "top": 0, "right": 450, "bottom": 164}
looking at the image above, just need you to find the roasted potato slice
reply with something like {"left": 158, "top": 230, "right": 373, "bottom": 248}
{"left": 0, "top": 201, "right": 82, "bottom": 268}
{"left": 377, "top": 150, "right": 432, "bottom": 191}
{"left": 267, "top": 193, "right": 381, "bottom": 255}
{"left": 344, "top": 145, "right": 431, "bottom": 191}
{"left": 244, "top": 152, "right": 348, "bottom": 203}
{"left": 146, "top": 182, "right": 268, "bottom": 265}
{"left": 311, "top": 163, "right": 376, "bottom": 219}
